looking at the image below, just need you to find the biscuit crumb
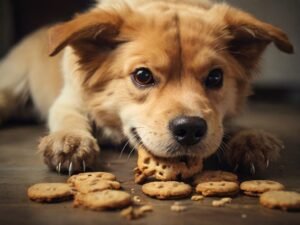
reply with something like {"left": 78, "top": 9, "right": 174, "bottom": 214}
{"left": 212, "top": 197, "right": 232, "bottom": 207}
{"left": 221, "top": 197, "right": 232, "bottom": 203}
{"left": 120, "top": 207, "right": 136, "bottom": 220}
{"left": 212, "top": 200, "right": 223, "bottom": 207}
{"left": 139, "top": 205, "right": 153, "bottom": 213}
{"left": 171, "top": 202, "right": 187, "bottom": 212}
{"left": 120, "top": 205, "right": 153, "bottom": 220}
{"left": 191, "top": 195, "right": 204, "bottom": 201}
{"left": 133, "top": 195, "right": 141, "bottom": 204}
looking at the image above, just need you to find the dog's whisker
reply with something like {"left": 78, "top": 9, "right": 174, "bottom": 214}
{"left": 223, "top": 133, "right": 232, "bottom": 140}
{"left": 216, "top": 142, "right": 225, "bottom": 155}
{"left": 166, "top": 142, "right": 178, "bottom": 154}
{"left": 216, "top": 140, "right": 230, "bottom": 163}
{"left": 219, "top": 146, "right": 225, "bottom": 155}
{"left": 127, "top": 140, "right": 143, "bottom": 160}
{"left": 215, "top": 45, "right": 230, "bottom": 53}
{"left": 122, "top": 127, "right": 144, "bottom": 150}
{"left": 127, "top": 147, "right": 136, "bottom": 160}
{"left": 217, "top": 47, "right": 230, "bottom": 52}
{"left": 118, "top": 140, "right": 130, "bottom": 159}
{"left": 126, "top": 130, "right": 150, "bottom": 160}
{"left": 220, "top": 140, "right": 230, "bottom": 151}
{"left": 218, "top": 144, "right": 225, "bottom": 154}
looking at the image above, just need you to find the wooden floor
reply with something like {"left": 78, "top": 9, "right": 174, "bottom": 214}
{"left": 0, "top": 102, "right": 299, "bottom": 225}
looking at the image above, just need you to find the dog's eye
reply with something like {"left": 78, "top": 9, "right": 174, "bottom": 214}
{"left": 131, "top": 68, "right": 155, "bottom": 87}
{"left": 205, "top": 68, "right": 223, "bottom": 89}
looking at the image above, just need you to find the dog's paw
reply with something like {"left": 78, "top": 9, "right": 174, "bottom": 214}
{"left": 224, "top": 129, "right": 283, "bottom": 174}
{"left": 38, "top": 131, "right": 100, "bottom": 175}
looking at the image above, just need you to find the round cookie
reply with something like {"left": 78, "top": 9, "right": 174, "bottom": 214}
{"left": 67, "top": 172, "right": 116, "bottom": 186}
{"left": 142, "top": 181, "right": 192, "bottom": 199}
{"left": 193, "top": 170, "right": 238, "bottom": 185}
{"left": 260, "top": 191, "right": 300, "bottom": 211}
{"left": 196, "top": 181, "right": 239, "bottom": 197}
{"left": 240, "top": 180, "right": 284, "bottom": 197}
{"left": 28, "top": 183, "right": 74, "bottom": 203}
{"left": 135, "top": 146, "right": 203, "bottom": 183}
{"left": 74, "top": 190, "right": 132, "bottom": 210}
{"left": 75, "top": 178, "right": 121, "bottom": 194}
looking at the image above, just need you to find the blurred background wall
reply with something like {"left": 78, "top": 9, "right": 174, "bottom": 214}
{"left": 226, "top": 0, "right": 300, "bottom": 102}
{"left": 0, "top": 0, "right": 94, "bottom": 57}
{"left": 0, "top": 0, "right": 299, "bottom": 102}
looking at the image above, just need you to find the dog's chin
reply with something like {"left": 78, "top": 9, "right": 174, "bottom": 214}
{"left": 129, "top": 127, "right": 212, "bottom": 159}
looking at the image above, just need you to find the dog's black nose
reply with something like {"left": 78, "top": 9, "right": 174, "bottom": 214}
{"left": 169, "top": 116, "right": 207, "bottom": 146}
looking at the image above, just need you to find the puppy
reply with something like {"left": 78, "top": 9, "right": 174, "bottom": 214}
{"left": 0, "top": 0, "right": 293, "bottom": 174}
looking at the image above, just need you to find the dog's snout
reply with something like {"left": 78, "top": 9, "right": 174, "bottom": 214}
{"left": 169, "top": 116, "right": 207, "bottom": 146}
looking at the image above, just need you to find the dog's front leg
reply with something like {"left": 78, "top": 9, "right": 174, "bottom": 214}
{"left": 221, "top": 127, "right": 284, "bottom": 174}
{"left": 38, "top": 85, "right": 99, "bottom": 174}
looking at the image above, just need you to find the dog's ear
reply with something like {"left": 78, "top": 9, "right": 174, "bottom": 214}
{"left": 48, "top": 9, "right": 124, "bottom": 56}
{"left": 211, "top": 4, "right": 294, "bottom": 71}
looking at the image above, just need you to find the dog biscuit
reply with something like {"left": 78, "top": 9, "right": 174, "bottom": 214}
{"left": 193, "top": 170, "right": 238, "bottom": 185}
{"left": 74, "top": 190, "right": 132, "bottom": 210}
{"left": 135, "top": 146, "right": 203, "bottom": 183}
{"left": 142, "top": 181, "right": 192, "bottom": 199}
{"left": 196, "top": 181, "right": 239, "bottom": 197}
{"left": 260, "top": 191, "right": 300, "bottom": 211}
{"left": 67, "top": 172, "right": 116, "bottom": 186}
{"left": 74, "top": 178, "right": 121, "bottom": 194}
{"left": 28, "top": 183, "right": 74, "bottom": 203}
{"left": 240, "top": 180, "right": 284, "bottom": 196}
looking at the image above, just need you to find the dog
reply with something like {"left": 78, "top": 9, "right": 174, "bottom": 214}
{"left": 0, "top": 0, "right": 293, "bottom": 175}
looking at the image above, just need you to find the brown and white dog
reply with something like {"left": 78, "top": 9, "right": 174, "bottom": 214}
{"left": 0, "top": 0, "right": 293, "bottom": 174}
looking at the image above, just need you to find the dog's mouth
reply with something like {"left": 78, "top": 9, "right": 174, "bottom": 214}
{"left": 130, "top": 127, "right": 202, "bottom": 159}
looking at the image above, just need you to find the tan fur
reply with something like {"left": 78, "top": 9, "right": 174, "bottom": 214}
{"left": 0, "top": 0, "right": 293, "bottom": 173}
{"left": 0, "top": 28, "right": 63, "bottom": 120}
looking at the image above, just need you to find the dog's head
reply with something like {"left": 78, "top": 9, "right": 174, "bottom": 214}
{"left": 48, "top": 2, "right": 293, "bottom": 159}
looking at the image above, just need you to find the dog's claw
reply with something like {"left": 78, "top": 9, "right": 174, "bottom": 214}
{"left": 68, "top": 162, "right": 73, "bottom": 176}
{"left": 82, "top": 160, "right": 86, "bottom": 172}
{"left": 266, "top": 159, "right": 270, "bottom": 168}
{"left": 234, "top": 164, "right": 239, "bottom": 172}
{"left": 56, "top": 162, "right": 61, "bottom": 174}
{"left": 250, "top": 163, "right": 256, "bottom": 175}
